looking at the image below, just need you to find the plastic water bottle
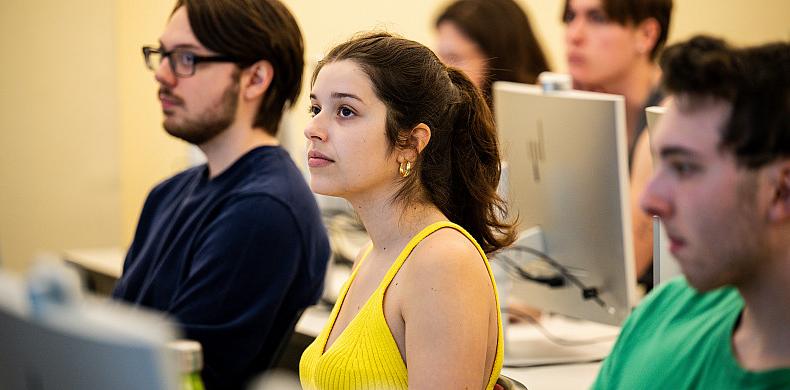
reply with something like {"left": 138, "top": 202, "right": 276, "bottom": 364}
{"left": 168, "top": 339, "right": 205, "bottom": 390}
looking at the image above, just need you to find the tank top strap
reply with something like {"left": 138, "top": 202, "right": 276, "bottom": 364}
{"left": 378, "top": 220, "right": 483, "bottom": 289}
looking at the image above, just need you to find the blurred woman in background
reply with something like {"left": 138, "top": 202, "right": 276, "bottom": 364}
{"left": 435, "top": 0, "right": 550, "bottom": 106}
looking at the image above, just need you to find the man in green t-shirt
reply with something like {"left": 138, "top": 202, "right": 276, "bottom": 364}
{"left": 593, "top": 35, "right": 790, "bottom": 389}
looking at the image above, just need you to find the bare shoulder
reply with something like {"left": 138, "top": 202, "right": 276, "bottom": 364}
{"left": 396, "top": 228, "right": 499, "bottom": 388}
{"left": 399, "top": 227, "right": 492, "bottom": 298}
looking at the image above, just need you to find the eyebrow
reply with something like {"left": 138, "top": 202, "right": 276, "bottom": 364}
{"left": 309, "top": 92, "right": 365, "bottom": 104}
{"left": 659, "top": 146, "right": 699, "bottom": 160}
{"left": 332, "top": 92, "right": 364, "bottom": 103}
{"left": 157, "top": 40, "right": 202, "bottom": 51}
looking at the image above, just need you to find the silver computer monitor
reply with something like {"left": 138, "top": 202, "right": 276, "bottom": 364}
{"left": 645, "top": 106, "right": 665, "bottom": 147}
{"left": 645, "top": 106, "right": 682, "bottom": 286}
{"left": 493, "top": 81, "right": 637, "bottom": 327}
{"left": 0, "top": 267, "right": 180, "bottom": 390}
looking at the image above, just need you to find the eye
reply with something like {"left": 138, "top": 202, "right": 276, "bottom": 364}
{"left": 562, "top": 10, "right": 576, "bottom": 24}
{"left": 338, "top": 105, "right": 355, "bottom": 118}
{"left": 588, "top": 10, "right": 609, "bottom": 24}
{"left": 668, "top": 160, "right": 700, "bottom": 177}
{"left": 308, "top": 105, "right": 321, "bottom": 117}
{"left": 175, "top": 50, "right": 195, "bottom": 66}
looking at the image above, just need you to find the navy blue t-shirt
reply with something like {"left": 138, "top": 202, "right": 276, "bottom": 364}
{"left": 113, "top": 146, "right": 330, "bottom": 389}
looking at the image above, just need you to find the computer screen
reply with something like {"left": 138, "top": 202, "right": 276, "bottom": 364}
{"left": 645, "top": 106, "right": 682, "bottom": 286}
{"left": 492, "top": 81, "right": 637, "bottom": 327}
{"left": 0, "top": 266, "right": 180, "bottom": 390}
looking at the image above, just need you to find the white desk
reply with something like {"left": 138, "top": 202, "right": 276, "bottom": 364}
{"left": 296, "top": 305, "right": 617, "bottom": 390}
{"left": 62, "top": 247, "right": 125, "bottom": 279}
{"left": 295, "top": 305, "right": 332, "bottom": 337}
{"left": 62, "top": 247, "right": 125, "bottom": 295}
{"left": 503, "top": 363, "right": 602, "bottom": 389}
{"left": 501, "top": 315, "right": 618, "bottom": 389}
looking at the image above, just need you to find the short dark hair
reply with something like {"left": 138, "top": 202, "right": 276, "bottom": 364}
{"left": 173, "top": 0, "right": 304, "bottom": 136}
{"left": 563, "top": 0, "right": 673, "bottom": 60}
{"left": 313, "top": 33, "right": 516, "bottom": 253}
{"left": 437, "top": 0, "right": 550, "bottom": 102}
{"left": 660, "top": 35, "right": 790, "bottom": 169}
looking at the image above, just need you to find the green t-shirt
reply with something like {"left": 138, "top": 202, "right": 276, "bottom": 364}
{"left": 592, "top": 277, "right": 790, "bottom": 389}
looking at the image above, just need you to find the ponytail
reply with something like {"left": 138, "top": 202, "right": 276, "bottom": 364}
{"left": 438, "top": 67, "right": 516, "bottom": 253}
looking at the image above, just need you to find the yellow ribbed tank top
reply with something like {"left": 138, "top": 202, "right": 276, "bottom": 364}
{"left": 299, "top": 221, "right": 504, "bottom": 390}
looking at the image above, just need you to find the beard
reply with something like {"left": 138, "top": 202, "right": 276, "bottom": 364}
{"left": 162, "top": 75, "right": 240, "bottom": 145}
{"left": 686, "top": 173, "right": 768, "bottom": 292}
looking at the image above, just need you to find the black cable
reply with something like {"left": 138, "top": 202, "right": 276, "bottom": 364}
{"left": 506, "top": 245, "right": 616, "bottom": 315}
{"left": 497, "top": 253, "right": 566, "bottom": 287}
{"left": 499, "top": 264, "right": 540, "bottom": 285}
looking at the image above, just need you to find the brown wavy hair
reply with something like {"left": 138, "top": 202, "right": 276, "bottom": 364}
{"left": 313, "top": 32, "right": 516, "bottom": 253}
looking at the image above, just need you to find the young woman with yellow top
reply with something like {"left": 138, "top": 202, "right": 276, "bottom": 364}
{"left": 299, "top": 32, "right": 517, "bottom": 390}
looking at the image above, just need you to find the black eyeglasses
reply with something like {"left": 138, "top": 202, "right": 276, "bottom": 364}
{"left": 142, "top": 46, "right": 245, "bottom": 77}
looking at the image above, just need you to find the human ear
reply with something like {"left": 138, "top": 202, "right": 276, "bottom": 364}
{"left": 409, "top": 123, "right": 431, "bottom": 155}
{"left": 243, "top": 60, "right": 274, "bottom": 100}
{"left": 767, "top": 161, "right": 790, "bottom": 223}
{"left": 397, "top": 123, "right": 432, "bottom": 162}
{"left": 635, "top": 18, "right": 660, "bottom": 56}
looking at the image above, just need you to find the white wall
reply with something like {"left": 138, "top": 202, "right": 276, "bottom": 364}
{"left": 0, "top": 0, "right": 122, "bottom": 271}
{"left": 1, "top": 0, "right": 787, "bottom": 272}
{"left": 670, "top": 0, "right": 790, "bottom": 45}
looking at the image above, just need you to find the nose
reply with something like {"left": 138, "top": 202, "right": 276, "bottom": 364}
{"left": 304, "top": 112, "right": 327, "bottom": 142}
{"left": 640, "top": 174, "right": 673, "bottom": 220}
{"left": 565, "top": 18, "right": 585, "bottom": 46}
{"left": 154, "top": 57, "right": 177, "bottom": 87}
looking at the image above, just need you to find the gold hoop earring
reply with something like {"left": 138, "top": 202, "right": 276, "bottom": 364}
{"left": 399, "top": 161, "right": 412, "bottom": 178}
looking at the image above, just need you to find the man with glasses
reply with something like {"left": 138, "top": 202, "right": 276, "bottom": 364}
{"left": 592, "top": 36, "right": 790, "bottom": 389}
{"left": 112, "top": 1, "right": 330, "bottom": 389}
